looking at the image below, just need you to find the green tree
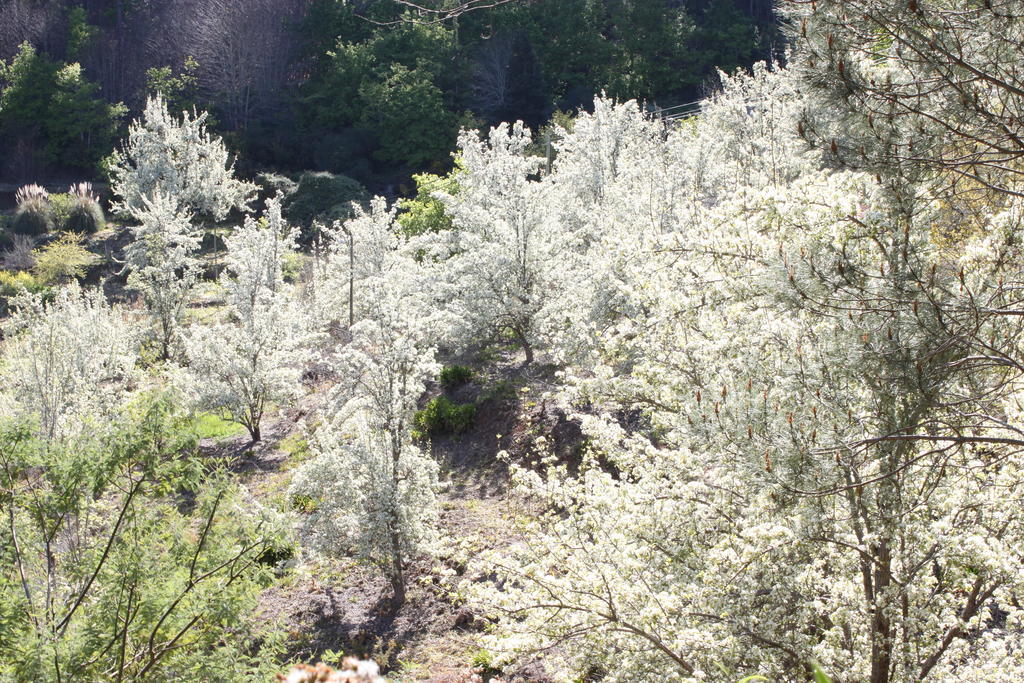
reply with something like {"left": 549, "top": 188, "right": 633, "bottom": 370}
{"left": 45, "top": 62, "right": 127, "bottom": 170}
{"left": 0, "top": 42, "right": 125, "bottom": 174}
{"left": 0, "top": 43, "right": 57, "bottom": 145}
{"left": 145, "top": 55, "right": 203, "bottom": 118}
{"left": 0, "top": 394, "right": 289, "bottom": 680}
{"left": 360, "top": 65, "right": 457, "bottom": 169}
{"left": 300, "top": 17, "right": 458, "bottom": 172}
{"left": 397, "top": 166, "right": 462, "bottom": 236}
{"left": 66, "top": 5, "right": 99, "bottom": 61}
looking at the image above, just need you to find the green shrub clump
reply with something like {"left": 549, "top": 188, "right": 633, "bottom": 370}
{"left": 255, "top": 172, "right": 299, "bottom": 206}
{"left": 0, "top": 270, "right": 46, "bottom": 298}
{"left": 439, "top": 364, "right": 474, "bottom": 388}
{"left": 415, "top": 396, "right": 476, "bottom": 436}
{"left": 64, "top": 182, "right": 105, "bottom": 233}
{"left": 48, "top": 192, "right": 74, "bottom": 227}
{"left": 32, "top": 232, "right": 97, "bottom": 285}
{"left": 12, "top": 184, "right": 54, "bottom": 236}
{"left": 282, "top": 171, "right": 368, "bottom": 228}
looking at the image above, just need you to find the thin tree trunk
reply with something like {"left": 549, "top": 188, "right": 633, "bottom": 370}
{"left": 870, "top": 540, "right": 893, "bottom": 683}
{"left": 390, "top": 543, "right": 405, "bottom": 606}
{"left": 513, "top": 326, "right": 533, "bottom": 365}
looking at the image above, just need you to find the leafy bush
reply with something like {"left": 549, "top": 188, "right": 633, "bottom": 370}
{"left": 48, "top": 192, "right": 74, "bottom": 227}
{"left": 470, "top": 649, "right": 501, "bottom": 678}
{"left": 282, "top": 251, "right": 306, "bottom": 283}
{"left": 64, "top": 182, "right": 105, "bottom": 233}
{"left": 255, "top": 172, "right": 299, "bottom": 206}
{"left": 282, "top": 171, "right": 369, "bottom": 228}
{"left": 291, "top": 493, "right": 318, "bottom": 514}
{"left": 359, "top": 64, "right": 458, "bottom": 168}
{"left": 0, "top": 398, "right": 290, "bottom": 680}
{"left": 12, "top": 184, "right": 53, "bottom": 236}
{"left": 440, "top": 364, "right": 474, "bottom": 388}
{"left": 0, "top": 270, "right": 46, "bottom": 298}
{"left": 31, "top": 232, "right": 97, "bottom": 285}
{"left": 415, "top": 395, "right": 476, "bottom": 436}
{"left": 0, "top": 43, "right": 126, "bottom": 175}
{"left": 397, "top": 168, "right": 460, "bottom": 236}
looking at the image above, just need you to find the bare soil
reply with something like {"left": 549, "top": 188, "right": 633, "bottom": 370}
{"left": 200, "top": 347, "right": 581, "bottom": 681}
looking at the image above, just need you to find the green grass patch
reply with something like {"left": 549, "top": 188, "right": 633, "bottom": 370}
{"left": 278, "top": 432, "right": 313, "bottom": 471}
{"left": 193, "top": 412, "right": 245, "bottom": 440}
{"left": 478, "top": 379, "right": 516, "bottom": 403}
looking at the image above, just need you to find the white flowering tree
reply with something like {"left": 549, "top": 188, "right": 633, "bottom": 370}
{"left": 123, "top": 192, "right": 201, "bottom": 360}
{"left": 425, "top": 122, "right": 563, "bottom": 363}
{"left": 109, "top": 94, "right": 256, "bottom": 219}
{"left": 291, "top": 411, "right": 438, "bottom": 605}
{"left": 185, "top": 198, "right": 306, "bottom": 442}
{"left": 307, "top": 197, "right": 406, "bottom": 332}
{"left": 292, "top": 217, "right": 440, "bottom": 605}
{"left": 784, "top": 0, "right": 1024, "bottom": 200}
{"left": 0, "top": 283, "right": 137, "bottom": 445}
{"left": 222, "top": 196, "right": 293, "bottom": 316}
{"left": 467, "top": 60, "right": 1024, "bottom": 681}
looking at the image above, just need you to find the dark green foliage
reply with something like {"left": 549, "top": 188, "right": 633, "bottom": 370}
{"left": 415, "top": 396, "right": 476, "bottom": 436}
{"left": 301, "top": 18, "right": 458, "bottom": 172}
{"left": 0, "top": 1, "right": 775, "bottom": 184}
{"left": 257, "top": 543, "right": 295, "bottom": 567}
{"left": 255, "top": 172, "right": 299, "bottom": 206}
{"left": 48, "top": 183, "right": 104, "bottom": 233}
{"left": 440, "top": 364, "right": 474, "bottom": 388}
{"left": 293, "top": 0, "right": 776, "bottom": 178}
{"left": 478, "top": 379, "right": 516, "bottom": 403}
{"left": 359, "top": 65, "right": 458, "bottom": 168}
{"left": 492, "top": 33, "right": 549, "bottom": 130}
{"left": 145, "top": 56, "right": 202, "bottom": 119}
{"left": 309, "top": 130, "right": 375, "bottom": 181}
{"left": 12, "top": 200, "right": 54, "bottom": 236}
{"left": 0, "top": 43, "right": 125, "bottom": 176}
{"left": 66, "top": 6, "right": 99, "bottom": 61}
{"left": 282, "top": 171, "right": 369, "bottom": 227}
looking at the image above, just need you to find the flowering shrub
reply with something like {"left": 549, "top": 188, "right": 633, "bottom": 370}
{"left": 109, "top": 94, "right": 255, "bottom": 219}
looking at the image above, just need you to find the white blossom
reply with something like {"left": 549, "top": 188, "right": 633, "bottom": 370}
{"left": 124, "top": 191, "right": 201, "bottom": 360}
{"left": 109, "top": 94, "right": 256, "bottom": 219}
{"left": 185, "top": 197, "right": 307, "bottom": 441}
{"left": 0, "top": 283, "right": 137, "bottom": 444}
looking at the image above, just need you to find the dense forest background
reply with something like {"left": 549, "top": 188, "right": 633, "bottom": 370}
{"left": 0, "top": 0, "right": 778, "bottom": 192}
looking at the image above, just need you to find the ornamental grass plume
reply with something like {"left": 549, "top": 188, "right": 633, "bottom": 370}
{"left": 12, "top": 184, "right": 53, "bottom": 236}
